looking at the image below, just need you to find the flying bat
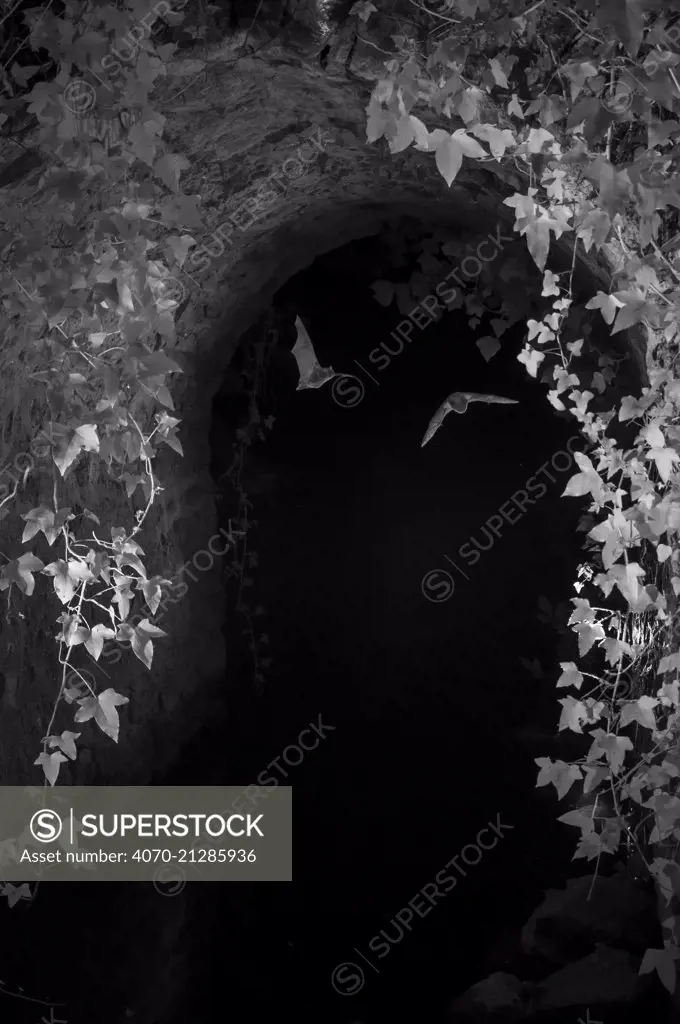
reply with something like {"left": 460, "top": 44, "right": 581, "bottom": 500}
{"left": 291, "top": 315, "right": 337, "bottom": 390}
{"left": 421, "top": 391, "right": 519, "bottom": 447}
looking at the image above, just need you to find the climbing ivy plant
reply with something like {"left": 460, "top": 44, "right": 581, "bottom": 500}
{"left": 0, "top": 0, "right": 199, "bottom": 792}
{"left": 364, "top": 0, "right": 680, "bottom": 998}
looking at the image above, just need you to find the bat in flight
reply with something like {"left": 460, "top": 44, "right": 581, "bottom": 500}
{"left": 291, "top": 315, "right": 337, "bottom": 390}
{"left": 421, "top": 391, "right": 519, "bottom": 447}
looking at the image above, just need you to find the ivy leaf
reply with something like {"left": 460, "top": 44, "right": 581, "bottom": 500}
{"left": 620, "top": 695, "right": 658, "bottom": 730}
{"left": 599, "top": 563, "right": 646, "bottom": 606}
{"left": 597, "top": 0, "right": 644, "bottom": 58}
{"left": 525, "top": 217, "right": 551, "bottom": 271}
{"left": 520, "top": 656, "right": 544, "bottom": 679}
{"left": 585, "top": 291, "right": 622, "bottom": 325}
{"left": 47, "top": 730, "right": 81, "bottom": 760}
{"left": 487, "top": 57, "right": 507, "bottom": 88}
{"left": 75, "top": 689, "right": 129, "bottom": 743}
{"left": 557, "top": 806, "right": 595, "bottom": 833}
{"left": 52, "top": 424, "right": 100, "bottom": 477}
{"left": 657, "top": 652, "right": 680, "bottom": 676}
{"left": 61, "top": 618, "right": 89, "bottom": 647}
{"left": 517, "top": 345, "right": 545, "bottom": 377}
{"left": 507, "top": 94, "right": 524, "bottom": 118}
{"left": 561, "top": 62, "right": 599, "bottom": 102}
{"left": 166, "top": 234, "right": 196, "bottom": 267}
{"left": 527, "top": 127, "right": 555, "bottom": 154}
{"left": 557, "top": 662, "right": 584, "bottom": 689}
{"left": 42, "top": 559, "right": 94, "bottom": 605}
{"left": 139, "top": 577, "right": 165, "bottom": 615}
{"left": 451, "top": 129, "right": 487, "bottom": 158}
{"left": 476, "top": 336, "right": 501, "bottom": 362}
{"left": 591, "top": 371, "right": 607, "bottom": 394}
{"left": 456, "top": 86, "right": 483, "bottom": 123}
{"left": 619, "top": 394, "right": 649, "bottom": 421}
{"left": 576, "top": 209, "right": 611, "bottom": 252}
{"left": 10, "top": 62, "right": 41, "bottom": 87}
{"left": 573, "top": 830, "right": 615, "bottom": 860}
{"left": 535, "top": 757, "right": 583, "bottom": 799}
{"left": 355, "top": 1, "right": 377, "bottom": 21}
{"left": 3, "top": 882, "right": 33, "bottom": 907}
{"left": 558, "top": 696, "right": 590, "bottom": 733}
{"left": 0, "top": 554, "right": 45, "bottom": 596}
{"left": 158, "top": 426, "right": 183, "bottom": 456}
{"left": 130, "top": 618, "right": 168, "bottom": 670}
{"left": 129, "top": 121, "right": 162, "bottom": 167}
{"left": 415, "top": 128, "right": 450, "bottom": 153}
{"left": 640, "top": 422, "right": 665, "bottom": 448}
{"left": 540, "top": 270, "right": 560, "bottom": 297}
{"left": 137, "top": 618, "right": 167, "bottom": 638}
{"left": 96, "top": 689, "right": 129, "bottom": 743}
{"left": 601, "top": 636, "right": 633, "bottom": 668}
{"left": 647, "top": 447, "right": 679, "bottom": 483}
{"left": 366, "top": 96, "right": 391, "bottom": 143}
{"left": 562, "top": 452, "right": 605, "bottom": 501}
{"left": 611, "top": 295, "right": 653, "bottom": 334}
{"left": 154, "top": 153, "right": 191, "bottom": 192}
{"left": 372, "top": 280, "right": 394, "bottom": 306}
{"left": 435, "top": 136, "right": 463, "bottom": 187}
{"left": 526, "top": 318, "right": 555, "bottom": 344}
{"left": 587, "top": 729, "right": 634, "bottom": 773}
{"left": 388, "top": 113, "right": 416, "bottom": 153}
{"left": 84, "top": 623, "right": 117, "bottom": 661}
{"left": 646, "top": 794, "right": 680, "bottom": 843}
{"left": 159, "top": 195, "right": 203, "bottom": 230}
{"left": 33, "top": 751, "right": 67, "bottom": 786}
{"left": 138, "top": 350, "right": 184, "bottom": 376}
{"left": 115, "top": 546, "right": 148, "bottom": 579}
{"left": 583, "top": 765, "right": 610, "bottom": 794}
{"left": 573, "top": 620, "right": 606, "bottom": 657}
{"left": 21, "top": 506, "right": 72, "bottom": 545}
{"left": 639, "top": 946, "right": 680, "bottom": 994}
{"left": 470, "top": 123, "right": 515, "bottom": 159}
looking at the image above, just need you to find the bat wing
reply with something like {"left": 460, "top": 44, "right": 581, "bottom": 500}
{"left": 421, "top": 399, "right": 453, "bottom": 447}
{"left": 292, "top": 315, "right": 337, "bottom": 390}
{"left": 463, "top": 392, "right": 519, "bottom": 406}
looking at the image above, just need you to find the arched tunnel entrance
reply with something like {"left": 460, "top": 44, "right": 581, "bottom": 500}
{"left": 161, "top": 218, "right": 623, "bottom": 1022}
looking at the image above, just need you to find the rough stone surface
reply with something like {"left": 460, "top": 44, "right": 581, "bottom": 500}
{"left": 530, "top": 944, "right": 648, "bottom": 1013}
{"left": 521, "top": 872, "right": 661, "bottom": 969}
{"left": 449, "top": 971, "right": 527, "bottom": 1020}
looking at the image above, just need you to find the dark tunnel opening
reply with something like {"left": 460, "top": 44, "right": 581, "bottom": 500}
{"left": 161, "top": 225, "right": 615, "bottom": 1022}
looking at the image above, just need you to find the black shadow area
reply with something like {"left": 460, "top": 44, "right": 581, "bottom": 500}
{"left": 164, "top": 239, "right": 592, "bottom": 1023}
